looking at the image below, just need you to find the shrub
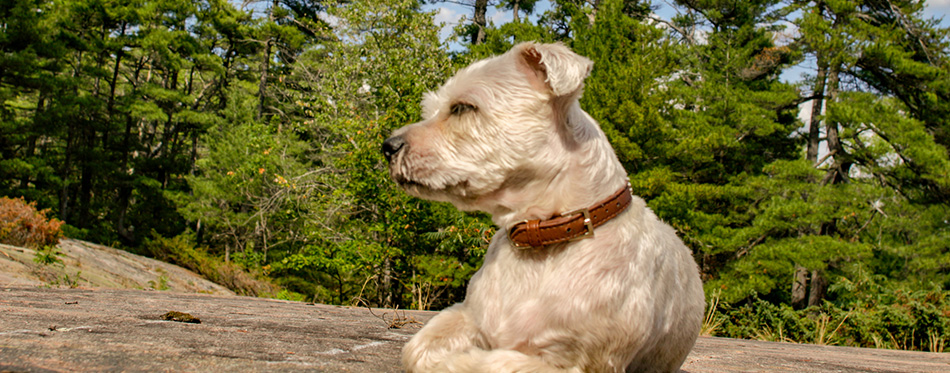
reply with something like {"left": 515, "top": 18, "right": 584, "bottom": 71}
{"left": 712, "top": 288, "right": 950, "bottom": 351}
{"left": 0, "top": 197, "right": 64, "bottom": 248}
{"left": 33, "top": 245, "right": 65, "bottom": 267}
{"left": 143, "top": 231, "right": 279, "bottom": 296}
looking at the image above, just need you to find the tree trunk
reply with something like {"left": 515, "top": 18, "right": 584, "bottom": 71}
{"left": 59, "top": 116, "right": 75, "bottom": 222}
{"left": 115, "top": 105, "right": 136, "bottom": 244}
{"left": 77, "top": 124, "right": 96, "bottom": 228}
{"left": 807, "top": 270, "right": 828, "bottom": 308}
{"left": 821, "top": 64, "right": 852, "bottom": 185}
{"left": 196, "top": 219, "right": 203, "bottom": 246}
{"left": 472, "top": 0, "right": 488, "bottom": 45}
{"left": 258, "top": 0, "right": 278, "bottom": 121}
{"left": 792, "top": 265, "right": 809, "bottom": 309}
{"left": 806, "top": 63, "right": 827, "bottom": 164}
{"left": 587, "top": 0, "right": 601, "bottom": 24}
{"left": 115, "top": 185, "right": 135, "bottom": 244}
{"left": 108, "top": 23, "right": 126, "bottom": 115}
{"left": 110, "top": 23, "right": 131, "bottom": 243}
{"left": 379, "top": 254, "right": 393, "bottom": 307}
{"left": 512, "top": 0, "right": 520, "bottom": 23}
{"left": 20, "top": 96, "right": 45, "bottom": 189}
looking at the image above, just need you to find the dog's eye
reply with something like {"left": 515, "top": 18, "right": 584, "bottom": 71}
{"left": 450, "top": 102, "right": 477, "bottom": 116}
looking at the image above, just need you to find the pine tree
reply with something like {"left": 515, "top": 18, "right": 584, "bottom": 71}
{"left": 577, "top": 0, "right": 802, "bottom": 288}
{"left": 0, "top": 0, "right": 68, "bottom": 209}
{"left": 708, "top": 0, "right": 950, "bottom": 309}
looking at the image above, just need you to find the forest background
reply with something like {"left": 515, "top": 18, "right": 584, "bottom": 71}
{"left": 2, "top": 0, "right": 949, "bottom": 352}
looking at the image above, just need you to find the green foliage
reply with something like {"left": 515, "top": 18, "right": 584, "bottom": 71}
{"left": 706, "top": 160, "right": 872, "bottom": 302}
{"left": 170, "top": 85, "right": 318, "bottom": 266}
{"left": 572, "top": 0, "right": 678, "bottom": 173}
{"left": 60, "top": 270, "right": 82, "bottom": 288}
{"left": 266, "top": 289, "right": 309, "bottom": 302}
{"left": 711, "top": 282, "right": 950, "bottom": 351}
{"left": 149, "top": 270, "right": 171, "bottom": 291}
{"left": 33, "top": 245, "right": 65, "bottom": 267}
{"left": 238, "top": 0, "right": 495, "bottom": 309}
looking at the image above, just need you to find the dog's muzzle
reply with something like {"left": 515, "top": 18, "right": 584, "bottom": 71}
{"left": 382, "top": 135, "right": 406, "bottom": 162}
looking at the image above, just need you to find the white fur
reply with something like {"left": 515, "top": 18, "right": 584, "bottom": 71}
{"left": 385, "top": 42, "right": 704, "bottom": 373}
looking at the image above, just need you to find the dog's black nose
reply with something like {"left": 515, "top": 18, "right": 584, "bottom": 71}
{"left": 382, "top": 135, "right": 406, "bottom": 162}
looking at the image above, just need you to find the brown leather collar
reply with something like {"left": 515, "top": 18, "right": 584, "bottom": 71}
{"left": 507, "top": 184, "right": 633, "bottom": 248}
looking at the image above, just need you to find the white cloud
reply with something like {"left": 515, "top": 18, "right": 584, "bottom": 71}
{"left": 774, "top": 20, "right": 799, "bottom": 46}
{"left": 434, "top": 6, "right": 464, "bottom": 26}
{"left": 430, "top": 6, "right": 465, "bottom": 41}
{"left": 490, "top": 8, "right": 512, "bottom": 25}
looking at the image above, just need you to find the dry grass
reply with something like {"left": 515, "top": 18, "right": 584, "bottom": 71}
{"left": 814, "top": 312, "right": 850, "bottom": 346}
{"left": 886, "top": 329, "right": 913, "bottom": 351}
{"left": 928, "top": 330, "right": 945, "bottom": 353}
{"left": 755, "top": 323, "right": 795, "bottom": 343}
{"left": 381, "top": 308, "right": 422, "bottom": 329}
{"left": 701, "top": 290, "right": 725, "bottom": 336}
{"left": 358, "top": 298, "right": 422, "bottom": 329}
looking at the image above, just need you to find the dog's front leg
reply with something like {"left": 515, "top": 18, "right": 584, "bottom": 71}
{"left": 402, "top": 303, "right": 486, "bottom": 372}
{"left": 403, "top": 304, "right": 581, "bottom": 373}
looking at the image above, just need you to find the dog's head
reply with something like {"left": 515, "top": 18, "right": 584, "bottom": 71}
{"left": 382, "top": 42, "right": 597, "bottom": 214}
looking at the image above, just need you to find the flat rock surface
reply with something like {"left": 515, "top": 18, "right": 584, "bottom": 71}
{"left": 0, "top": 286, "right": 418, "bottom": 372}
{"left": 1, "top": 286, "right": 948, "bottom": 372}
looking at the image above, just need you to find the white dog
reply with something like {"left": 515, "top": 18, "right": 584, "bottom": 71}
{"left": 382, "top": 42, "right": 704, "bottom": 373}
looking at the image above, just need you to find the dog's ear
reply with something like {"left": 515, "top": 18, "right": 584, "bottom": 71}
{"left": 516, "top": 42, "right": 593, "bottom": 97}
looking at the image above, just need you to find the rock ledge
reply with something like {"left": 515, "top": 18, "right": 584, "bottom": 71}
{"left": 1, "top": 286, "right": 948, "bottom": 372}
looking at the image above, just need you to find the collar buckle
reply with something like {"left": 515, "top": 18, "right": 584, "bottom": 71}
{"left": 561, "top": 208, "right": 594, "bottom": 241}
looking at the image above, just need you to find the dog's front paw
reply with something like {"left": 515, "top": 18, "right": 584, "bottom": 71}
{"left": 407, "top": 348, "right": 581, "bottom": 373}
{"left": 478, "top": 349, "right": 582, "bottom": 373}
{"left": 402, "top": 304, "right": 484, "bottom": 372}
